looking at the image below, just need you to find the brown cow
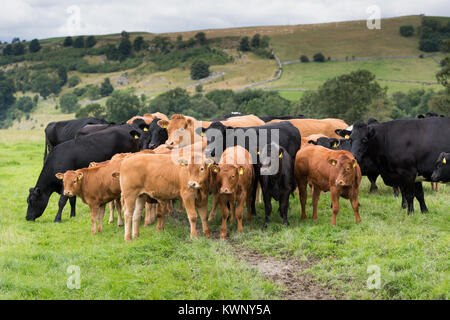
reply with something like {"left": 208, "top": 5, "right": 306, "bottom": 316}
{"left": 294, "top": 145, "right": 362, "bottom": 225}
{"left": 208, "top": 146, "right": 254, "bottom": 239}
{"left": 269, "top": 118, "right": 348, "bottom": 139}
{"left": 157, "top": 114, "right": 265, "bottom": 149}
{"left": 118, "top": 153, "right": 214, "bottom": 241}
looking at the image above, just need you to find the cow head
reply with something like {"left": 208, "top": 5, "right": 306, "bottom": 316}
{"left": 431, "top": 152, "right": 450, "bottom": 182}
{"left": 159, "top": 114, "right": 197, "bottom": 149}
{"left": 328, "top": 154, "right": 359, "bottom": 187}
{"left": 147, "top": 118, "right": 168, "bottom": 149}
{"left": 130, "top": 118, "right": 151, "bottom": 150}
{"left": 26, "top": 187, "right": 50, "bottom": 221}
{"left": 349, "top": 122, "right": 374, "bottom": 164}
{"left": 210, "top": 164, "right": 243, "bottom": 194}
{"left": 178, "top": 157, "right": 214, "bottom": 189}
{"left": 335, "top": 129, "right": 352, "bottom": 139}
{"left": 258, "top": 143, "right": 286, "bottom": 176}
{"left": 198, "top": 121, "right": 229, "bottom": 162}
{"left": 55, "top": 170, "right": 83, "bottom": 197}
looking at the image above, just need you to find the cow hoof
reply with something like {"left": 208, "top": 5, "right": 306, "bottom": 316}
{"left": 54, "top": 219, "right": 61, "bottom": 223}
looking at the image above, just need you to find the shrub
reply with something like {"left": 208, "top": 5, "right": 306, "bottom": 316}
{"left": 14, "top": 96, "right": 36, "bottom": 113}
{"left": 313, "top": 53, "right": 325, "bottom": 62}
{"left": 75, "top": 103, "right": 106, "bottom": 119}
{"left": 100, "top": 78, "right": 114, "bottom": 97}
{"left": 399, "top": 25, "right": 414, "bottom": 37}
{"left": 29, "top": 39, "right": 41, "bottom": 53}
{"left": 59, "top": 93, "right": 80, "bottom": 113}
{"left": 105, "top": 91, "right": 141, "bottom": 122}
{"left": 67, "top": 76, "right": 81, "bottom": 88}
{"left": 190, "top": 60, "right": 210, "bottom": 80}
{"left": 300, "top": 55, "right": 309, "bottom": 62}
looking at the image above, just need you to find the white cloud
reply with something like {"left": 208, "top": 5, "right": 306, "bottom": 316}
{"left": 0, "top": 0, "right": 449, "bottom": 42}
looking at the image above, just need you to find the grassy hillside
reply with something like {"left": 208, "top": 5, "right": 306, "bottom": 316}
{"left": 260, "top": 56, "right": 444, "bottom": 94}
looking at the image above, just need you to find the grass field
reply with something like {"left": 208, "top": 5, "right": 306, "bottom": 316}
{"left": 0, "top": 129, "right": 448, "bottom": 299}
{"left": 259, "top": 56, "right": 444, "bottom": 94}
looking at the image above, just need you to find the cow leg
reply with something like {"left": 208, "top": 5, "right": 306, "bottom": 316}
{"left": 235, "top": 194, "right": 246, "bottom": 233}
{"left": 208, "top": 194, "right": 219, "bottom": 222}
{"left": 262, "top": 188, "right": 273, "bottom": 230}
{"left": 108, "top": 202, "right": 114, "bottom": 224}
{"left": 393, "top": 186, "right": 400, "bottom": 198}
{"left": 132, "top": 195, "right": 146, "bottom": 239}
{"left": 431, "top": 182, "right": 439, "bottom": 192}
{"left": 54, "top": 194, "right": 69, "bottom": 223}
{"left": 279, "top": 191, "right": 290, "bottom": 226}
{"left": 97, "top": 205, "right": 106, "bottom": 233}
{"left": 69, "top": 196, "right": 76, "bottom": 218}
{"left": 368, "top": 174, "right": 378, "bottom": 193}
{"left": 297, "top": 176, "right": 308, "bottom": 220}
{"left": 256, "top": 183, "right": 262, "bottom": 203}
{"left": 156, "top": 202, "right": 168, "bottom": 231}
{"left": 89, "top": 206, "right": 99, "bottom": 234}
{"left": 250, "top": 176, "right": 258, "bottom": 216}
{"left": 123, "top": 194, "right": 137, "bottom": 241}
{"left": 312, "top": 186, "right": 321, "bottom": 221}
{"left": 330, "top": 187, "right": 340, "bottom": 225}
{"left": 144, "top": 202, "right": 156, "bottom": 226}
{"left": 197, "top": 201, "right": 211, "bottom": 238}
{"left": 181, "top": 193, "right": 199, "bottom": 239}
{"left": 401, "top": 183, "right": 415, "bottom": 214}
{"left": 114, "top": 199, "right": 123, "bottom": 227}
{"left": 414, "top": 182, "right": 429, "bottom": 213}
{"left": 177, "top": 199, "right": 184, "bottom": 214}
{"left": 350, "top": 190, "right": 362, "bottom": 224}
{"left": 245, "top": 190, "right": 253, "bottom": 222}
{"left": 219, "top": 197, "right": 229, "bottom": 240}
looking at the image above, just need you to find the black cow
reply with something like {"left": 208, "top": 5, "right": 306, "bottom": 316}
{"left": 27, "top": 124, "right": 142, "bottom": 222}
{"left": 75, "top": 123, "right": 116, "bottom": 137}
{"left": 417, "top": 112, "right": 445, "bottom": 119}
{"left": 197, "top": 121, "right": 301, "bottom": 227}
{"left": 258, "top": 115, "right": 307, "bottom": 123}
{"left": 431, "top": 152, "right": 450, "bottom": 183}
{"left": 258, "top": 143, "right": 296, "bottom": 228}
{"left": 44, "top": 118, "right": 109, "bottom": 159}
{"left": 350, "top": 117, "right": 450, "bottom": 214}
{"left": 128, "top": 118, "right": 168, "bottom": 150}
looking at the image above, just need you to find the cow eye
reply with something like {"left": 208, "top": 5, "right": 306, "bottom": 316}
{"left": 200, "top": 167, "right": 204, "bottom": 171}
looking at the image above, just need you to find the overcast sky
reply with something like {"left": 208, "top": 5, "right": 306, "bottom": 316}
{"left": 1, "top": 0, "right": 449, "bottom": 42}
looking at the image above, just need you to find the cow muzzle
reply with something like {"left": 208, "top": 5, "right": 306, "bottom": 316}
{"left": 188, "top": 181, "right": 201, "bottom": 189}
{"left": 64, "top": 191, "right": 74, "bottom": 197}
{"left": 220, "top": 188, "right": 232, "bottom": 194}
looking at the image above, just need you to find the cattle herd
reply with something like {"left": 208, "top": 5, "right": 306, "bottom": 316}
{"left": 26, "top": 111, "right": 449, "bottom": 242}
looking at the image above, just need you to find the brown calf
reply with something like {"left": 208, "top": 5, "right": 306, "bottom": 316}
{"left": 118, "top": 153, "right": 214, "bottom": 241}
{"left": 269, "top": 118, "right": 348, "bottom": 139}
{"left": 295, "top": 145, "right": 362, "bottom": 225}
{"left": 208, "top": 146, "right": 254, "bottom": 239}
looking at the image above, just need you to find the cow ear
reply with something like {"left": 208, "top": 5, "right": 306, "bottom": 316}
{"left": 186, "top": 118, "right": 194, "bottom": 128}
{"left": 142, "top": 124, "right": 149, "bottom": 132}
{"left": 204, "top": 157, "right": 214, "bottom": 167}
{"left": 112, "top": 172, "right": 120, "bottom": 179}
{"left": 328, "top": 159, "right": 337, "bottom": 166}
{"left": 195, "top": 127, "right": 204, "bottom": 137}
{"left": 367, "top": 127, "right": 375, "bottom": 139}
{"left": 238, "top": 166, "right": 244, "bottom": 175}
{"left": 55, "top": 173, "right": 64, "bottom": 180}
{"left": 89, "top": 162, "right": 97, "bottom": 168}
{"left": 307, "top": 140, "right": 317, "bottom": 145}
{"left": 352, "top": 159, "right": 357, "bottom": 168}
{"left": 158, "top": 120, "right": 169, "bottom": 129}
{"left": 211, "top": 165, "right": 220, "bottom": 174}
{"left": 443, "top": 157, "right": 447, "bottom": 165}
{"left": 77, "top": 172, "right": 84, "bottom": 181}
{"left": 130, "top": 130, "right": 141, "bottom": 140}
{"left": 279, "top": 150, "right": 284, "bottom": 159}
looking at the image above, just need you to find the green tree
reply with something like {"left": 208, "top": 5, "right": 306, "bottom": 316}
{"left": 100, "top": 78, "right": 114, "bottom": 97}
{"left": 190, "top": 97, "right": 218, "bottom": 119}
{"left": 300, "top": 55, "right": 309, "bottom": 62}
{"left": 427, "top": 94, "right": 450, "bottom": 115}
{"left": 133, "top": 36, "right": 144, "bottom": 51}
{"left": 251, "top": 34, "right": 261, "bottom": 48}
{"left": 399, "top": 25, "right": 414, "bottom": 37}
{"left": 105, "top": 91, "right": 141, "bottom": 122}
{"left": 63, "top": 36, "right": 73, "bottom": 47}
{"left": 260, "top": 35, "right": 270, "bottom": 48}
{"left": 85, "top": 36, "right": 97, "bottom": 48}
{"left": 29, "top": 39, "right": 41, "bottom": 53}
{"left": 239, "top": 37, "right": 251, "bottom": 52}
{"left": 142, "top": 87, "right": 191, "bottom": 115}
{"left": 299, "top": 69, "right": 386, "bottom": 123}
{"left": 12, "top": 42, "right": 25, "bottom": 55}
{"left": 0, "top": 71, "right": 16, "bottom": 127}
{"left": 3, "top": 44, "right": 12, "bottom": 55}
{"left": 14, "top": 96, "right": 36, "bottom": 113}
{"left": 31, "top": 74, "right": 61, "bottom": 99}
{"left": 118, "top": 36, "right": 132, "bottom": 58}
{"left": 57, "top": 66, "right": 68, "bottom": 86}
{"left": 194, "top": 32, "right": 207, "bottom": 46}
{"left": 59, "top": 93, "right": 81, "bottom": 113}
{"left": 313, "top": 53, "right": 325, "bottom": 62}
{"left": 75, "top": 103, "right": 106, "bottom": 119}
{"left": 190, "top": 60, "right": 210, "bottom": 80}
{"left": 67, "top": 76, "right": 81, "bottom": 88}
{"left": 436, "top": 56, "right": 450, "bottom": 93}
{"left": 73, "top": 36, "right": 85, "bottom": 48}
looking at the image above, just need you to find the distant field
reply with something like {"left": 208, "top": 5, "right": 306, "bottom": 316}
{"left": 0, "top": 130, "right": 448, "bottom": 299}
{"left": 260, "top": 56, "right": 444, "bottom": 93}
{"left": 278, "top": 90, "right": 305, "bottom": 101}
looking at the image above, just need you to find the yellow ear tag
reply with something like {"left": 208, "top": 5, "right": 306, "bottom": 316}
{"left": 353, "top": 161, "right": 357, "bottom": 168}
{"left": 333, "top": 142, "right": 338, "bottom": 148}
{"left": 78, "top": 175, "right": 83, "bottom": 181}
{"left": 257, "top": 151, "right": 260, "bottom": 155}
{"left": 331, "top": 160, "right": 337, "bottom": 166}
{"left": 180, "top": 161, "right": 186, "bottom": 166}
{"left": 143, "top": 128, "right": 148, "bottom": 132}
{"left": 134, "top": 135, "right": 139, "bottom": 139}
{"left": 213, "top": 168, "right": 219, "bottom": 173}
{"left": 443, "top": 157, "right": 447, "bottom": 164}
{"left": 239, "top": 168, "right": 244, "bottom": 175}
{"left": 279, "top": 153, "right": 283, "bottom": 159}
{"left": 201, "top": 132, "right": 205, "bottom": 137}
{"left": 345, "top": 135, "right": 350, "bottom": 139}
{"left": 207, "top": 163, "right": 212, "bottom": 169}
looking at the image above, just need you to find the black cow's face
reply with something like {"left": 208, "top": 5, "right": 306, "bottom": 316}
{"left": 199, "top": 122, "right": 228, "bottom": 161}
{"left": 130, "top": 119, "right": 151, "bottom": 150}
{"left": 148, "top": 119, "right": 168, "bottom": 149}
{"left": 26, "top": 187, "right": 49, "bottom": 221}
{"left": 350, "top": 123, "right": 374, "bottom": 164}
{"left": 258, "top": 143, "right": 284, "bottom": 176}
{"left": 431, "top": 152, "right": 450, "bottom": 182}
